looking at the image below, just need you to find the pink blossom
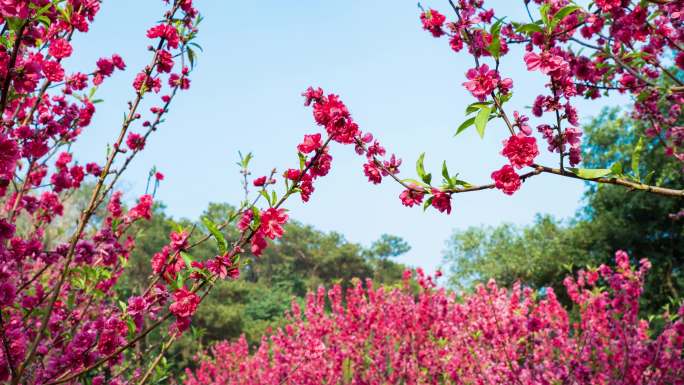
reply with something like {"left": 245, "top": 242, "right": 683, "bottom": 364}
{"left": 420, "top": 9, "right": 446, "bottom": 37}
{"left": 169, "top": 287, "right": 200, "bottom": 318}
{"left": 297, "top": 133, "right": 323, "bottom": 154}
{"left": 501, "top": 134, "right": 539, "bottom": 169}
{"left": 430, "top": 188, "right": 452, "bottom": 214}
{"left": 259, "top": 208, "right": 288, "bottom": 240}
{"left": 491, "top": 164, "right": 521, "bottom": 195}
{"left": 48, "top": 39, "right": 73, "bottom": 59}
{"left": 463, "top": 64, "right": 500, "bottom": 101}
{"left": 126, "top": 132, "right": 146, "bottom": 151}
{"left": 399, "top": 184, "right": 424, "bottom": 207}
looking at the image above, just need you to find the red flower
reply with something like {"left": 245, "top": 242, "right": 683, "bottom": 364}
{"left": 128, "top": 194, "right": 153, "bottom": 221}
{"left": 48, "top": 39, "right": 73, "bottom": 59}
{"left": 399, "top": 185, "right": 424, "bottom": 207}
{"left": 207, "top": 253, "right": 240, "bottom": 280}
{"left": 297, "top": 133, "right": 323, "bottom": 154}
{"left": 146, "top": 24, "right": 180, "bottom": 49}
{"left": 169, "top": 287, "right": 200, "bottom": 318}
{"left": 524, "top": 52, "right": 569, "bottom": 78}
{"left": 463, "top": 65, "right": 500, "bottom": 101}
{"left": 126, "top": 133, "right": 146, "bottom": 151}
{"left": 420, "top": 9, "right": 446, "bottom": 38}
{"left": 0, "top": 134, "right": 19, "bottom": 177}
{"left": 430, "top": 188, "right": 452, "bottom": 214}
{"left": 259, "top": 208, "right": 288, "bottom": 240}
{"left": 491, "top": 165, "right": 521, "bottom": 195}
{"left": 42, "top": 61, "right": 64, "bottom": 82}
{"left": 363, "top": 161, "right": 382, "bottom": 184}
{"left": 253, "top": 176, "right": 267, "bottom": 187}
{"left": 501, "top": 134, "right": 539, "bottom": 169}
{"left": 170, "top": 231, "right": 189, "bottom": 252}
{"left": 302, "top": 87, "right": 324, "bottom": 106}
{"left": 250, "top": 232, "right": 267, "bottom": 256}
{"left": 237, "top": 210, "right": 253, "bottom": 231}
{"left": 283, "top": 168, "right": 301, "bottom": 181}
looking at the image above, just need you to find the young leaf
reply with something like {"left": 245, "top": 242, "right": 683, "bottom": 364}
{"left": 181, "top": 252, "right": 194, "bottom": 267}
{"left": 260, "top": 190, "right": 272, "bottom": 206}
{"left": 298, "top": 152, "right": 307, "bottom": 170}
{"left": 515, "top": 23, "right": 544, "bottom": 35}
{"left": 455, "top": 116, "right": 475, "bottom": 136}
{"left": 609, "top": 162, "right": 623, "bottom": 177}
{"left": 488, "top": 19, "right": 504, "bottom": 59}
{"left": 474, "top": 106, "right": 492, "bottom": 138}
{"left": 540, "top": 3, "right": 551, "bottom": 27}
{"left": 423, "top": 196, "right": 434, "bottom": 211}
{"left": 568, "top": 167, "right": 612, "bottom": 179}
{"left": 416, "top": 153, "right": 426, "bottom": 180}
{"left": 465, "top": 102, "right": 491, "bottom": 115}
{"left": 632, "top": 136, "right": 644, "bottom": 182}
{"left": 551, "top": 5, "right": 581, "bottom": 29}
{"left": 201, "top": 216, "right": 228, "bottom": 254}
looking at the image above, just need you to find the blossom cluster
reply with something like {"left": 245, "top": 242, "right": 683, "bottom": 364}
{"left": 0, "top": 1, "right": 209, "bottom": 383}
{"left": 186, "top": 252, "right": 684, "bottom": 385}
{"left": 416, "top": 0, "right": 684, "bottom": 197}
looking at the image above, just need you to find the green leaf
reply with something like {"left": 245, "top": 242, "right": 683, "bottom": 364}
{"left": 416, "top": 153, "right": 426, "bottom": 180}
{"left": 632, "top": 136, "right": 644, "bottom": 182}
{"left": 551, "top": 5, "right": 581, "bottom": 29}
{"left": 298, "top": 152, "right": 307, "bottom": 170}
{"left": 609, "top": 162, "right": 623, "bottom": 177}
{"left": 260, "top": 190, "right": 272, "bottom": 206}
{"left": 568, "top": 167, "right": 612, "bottom": 179}
{"left": 455, "top": 116, "right": 475, "bottom": 136}
{"left": 239, "top": 151, "right": 253, "bottom": 168}
{"left": 342, "top": 357, "right": 353, "bottom": 384}
{"left": 465, "top": 102, "right": 491, "bottom": 115}
{"left": 441, "top": 161, "right": 450, "bottom": 184}
{"left": 515, "top": 23, "right": 544, "bottom": 35}
{"left": 488, "top": 19, "right": 504, "bottom": 59}
{"left": 422, "top": 196, "right": 434, "bottom": 211}
{"left": 474, "top": 106, "right": 492, "bottom": 138}
{"left": 401, "top": 178, "right": 428, "bottom": 187}
{"left": 187, "top": 47, "right": 196, "bottom": 69}
{"left": 540, "top": 3, "right": 551, "bottom": 26}
{"left": 181, "top": 251, "right": 194, "bottom": 266}
{"left": 201, "top": 216, "right": 228, "bottom": 254}
{"left": 453, "top": 179, "right": 472, "bottom": 187}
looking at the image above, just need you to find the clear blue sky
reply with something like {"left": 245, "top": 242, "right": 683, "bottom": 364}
{"left": 69, "top": 1, "right": 625, "bottom": 273}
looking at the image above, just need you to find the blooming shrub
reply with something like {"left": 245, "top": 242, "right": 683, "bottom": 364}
{"left": 186, "top": 251, "right": 684, "bottom": 385}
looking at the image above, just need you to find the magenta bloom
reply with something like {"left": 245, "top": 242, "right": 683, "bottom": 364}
{"left": 463, "top": 65, "right": 500, "bottom": 101}
{"left": 126, "top": 132, "right": 146, "bottom": 151}
{"left": 297, "top": 133, "right": 323, "bottom": 154}
{"left": 501, "top": 134, "right": 539, "bottom": 169}
{"left": 363, "top": 161, "right": 382, "bottom": 184}
{"left": 420, "top": 9, "right": 446, "bottom": 37}
{"left": 48, "top": 38, "right": 73, "bottom": 59}
{"left": 430, "top": 188, "right": 452, "bottom": 214}
{"left": 491, "top": 165, "right": 521, "bottom": 195}
{"left": 259, "top": 208, "right": 288, "bottom": 240}
{"left": 253, "top": 176, "right": 267, "bottom": 187}
{"left": 169, "top": 287, "right": 200, "bottom": 318}
{"left": 399, "top": 184, "right": 424, "bottom": 207}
